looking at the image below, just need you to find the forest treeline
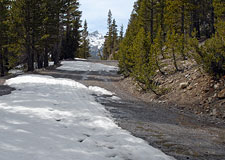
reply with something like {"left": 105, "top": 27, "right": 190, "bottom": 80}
{"left": 102, "top": 10, "right": 124, "bottom": 60}
{"left": 0, "top": 0, "right": 89, "bottom": 76}
{"left": 116, "top": 0, "right": 224, "bottom": 94}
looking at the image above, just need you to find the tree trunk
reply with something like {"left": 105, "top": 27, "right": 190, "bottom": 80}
{"left": 25, "top": 2, "right": 34, "bottom": 72}
{"left": 37, "top": 53, "right": 43, "bottom": 69}
{"left": 156, "top": 58, "right": 165, "bottom": 75}
{"left": 0, "top": 49, "right": 4, "bottom": 77}
{"left": 150, "top": 0, "right": 154, "bottom": 43}
{"left": 160, "top": 0, "right": 165, "bottom": 42}
{"left": 192, "top": 1, "right": 201, "bottom": 38}
{"left": 26, "top": 33, "right": 33, "bottom": 71}
{"left": 160, "top": 0, "right": 165, "bottom": 59}
{"left": 181, "top": 3, "right": 187, "bottom": 60}
{"left": 54, "top": 10, "right": 60, "bottom": 65}
{"left": 44, "top": 45, "right": 49, "bottom": 68}
{"left": 172, "top": 48, "right": 179, "bottom": 72}
{"left": 210, "top": 0, "right": 215, "bottom": 36}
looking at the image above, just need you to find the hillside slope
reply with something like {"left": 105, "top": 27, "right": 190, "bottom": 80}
{"left": 119, "top": 59, "right": 225, "bottom": 120}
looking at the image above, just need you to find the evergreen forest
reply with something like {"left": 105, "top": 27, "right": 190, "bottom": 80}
{"left": 103, "top": 0, "right": 225, "bottom": 95}
{"left": 0, "top": 0, "right": 90, "bottom": 76}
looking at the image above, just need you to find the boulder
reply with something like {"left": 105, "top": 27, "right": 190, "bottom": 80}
{"left": 180, "top": 82, "right": 189, "bottom": 89}
{"left": 218, "top": 89, "right": 225, "bottom": 99}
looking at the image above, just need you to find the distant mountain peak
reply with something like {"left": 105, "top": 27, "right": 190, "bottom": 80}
{"left": 88, "top": 31, "right": 104, "bottom": 59}
{"left": 91, "top": 30, "right": 99, "bottom": 35}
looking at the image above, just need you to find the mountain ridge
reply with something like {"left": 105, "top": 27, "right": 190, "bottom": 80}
{"left": 88, "top": 31, "right": 104, "bottom": 59}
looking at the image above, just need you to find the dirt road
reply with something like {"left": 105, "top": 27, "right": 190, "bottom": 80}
{"left": 1, "top": 60, "right": 225, "bottom": 160}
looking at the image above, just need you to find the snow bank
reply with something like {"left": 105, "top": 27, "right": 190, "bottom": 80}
{"left": 57, "top": 61, "right": 118, "bottom": 72}
{"left": 8, "top": 70, "right": 24, "bottom": 75}
{"left": 88, "top": 86, "right": 114, "bottom": 96}
{"left": 0, "top": 75, "right": 174, "bottom": 160}
{"left": 75, "top": 58, "right": 87, "bottom": 61}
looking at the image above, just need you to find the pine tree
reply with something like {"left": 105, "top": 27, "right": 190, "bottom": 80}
{"left": 40, "top": 0, "right": 61, "bottom": 68}
{"left": 119, "top": 25, "right": 124, "bottom": 43}
{"left": 189, "top": 0, "right": 225, "bottom": 77}
{"left": 118, "top": 11, "right": 139, "bottom": 76}
{"left": 118, "top": 0, "right": 225, "bottom": 90}
{"left": 61, "top": 0, "right": 82, "bottom": 60}
{"left": 9, "top": 0, "right": 34, "bottom": 71}
{"left": 102, "top": 10, "right": 120, "bottom": 60}
{"left": 137, "top": 0, "right": 156, "bottom": 42}
{"left": 111, "top": 19, "right": 118, "bottom": 59}
{"left": 166, "top": 29, "right": 180, "bottom": 72}
{"left": 0, "top": 0, "right": 10, "bottom": 76}
{"left": 79, "top": 20, "right": 90, "bottom": 59}
{"left": 7, "top": 0, "right": 82, "bottom": 72}
{"left": 152, "top": 27, "right": 165, "bottom": 75}
{"left": 103, "top": 10, "right": 113, "bottom": 60}
{"left": 132, "top": 28, "right": 158, "bottom": 94}
{"left": 132, "top": 28, "right": 149, "bottom": 82}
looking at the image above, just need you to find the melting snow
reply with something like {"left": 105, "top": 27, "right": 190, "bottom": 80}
{"left": 0, "top": 61, "right": 174, "bottom": 160}
{"left": 57, "top": 61, "right": 118, "bottom": 72}
{"left": 88, "top": 86, "right": 114, "bottom": 96}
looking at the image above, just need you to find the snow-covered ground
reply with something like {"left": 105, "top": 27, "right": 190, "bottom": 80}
{"left": 0, "top": 61, "right": 174, "bottom": 160}
{"left": 8, "top": 69, "right": 24, "bottom": 75}
{"left": 8, "top": 62, "right": 55, "bottom": 75}
{"left": 57, "top": 61, "right": 119, "bottom": 72}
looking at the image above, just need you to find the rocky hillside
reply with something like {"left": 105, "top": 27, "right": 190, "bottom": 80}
{"left": 120, "top": 59, "right": 225, "bottom": 120}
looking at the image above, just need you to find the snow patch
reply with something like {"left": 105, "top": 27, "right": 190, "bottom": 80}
{"left": 8, "top": 70, "right": 24, "bottom": 75}
{"left": 57, "top": 61, "right": 118, "bottom": 72}
{"left": 89, "top": 86, "right": 114, "bottom": 96}
{"left": 75, "top": 58, "right": 87, "bottom": 61}
{"left": 0, "top": 75, "right": 174, "bottom": 160}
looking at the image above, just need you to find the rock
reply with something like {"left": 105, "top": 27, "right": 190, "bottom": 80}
{"left": 222, "top": 113, "right": 225, "bottom": 119}
{"left": 169, "top": 80, "right": 174, "bottom": 84}
{"left": 194, "top": 83, "right": 198, "bottom": 86}
{"left": 187, "top": 86, "right": 193, "bottom": 90}
{"left": 218, "top": 89, "right": 225, "bottom": 99}
{"left": 214, "top": 83, "right": 220, "bottom": 90}
{"left": 213, "top": 93, "right": 217, "bottom": 98}
{"left": 180, "top": 82, "right": 189, "bottom": 89}
{"left": 185, "top": 74, "right": 190, "bottom": 79}
{"left": 211, "top": 109, "right": 218, "bottom": 116}
{"left": 208, "top": 97, "right": 213, "bottom": 103}
{"left": 204, "top": 88, "right": 210, "bottom": 93}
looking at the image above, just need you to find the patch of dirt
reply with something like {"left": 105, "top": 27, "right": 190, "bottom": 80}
{"left": 0, "top": 75, "right": 16, "bottom": 96}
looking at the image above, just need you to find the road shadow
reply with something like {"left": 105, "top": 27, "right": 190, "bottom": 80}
{"left": 37, "top": 69, "right": 121, "bottom": 83}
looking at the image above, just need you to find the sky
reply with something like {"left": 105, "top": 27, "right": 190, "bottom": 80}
{"left": 79, "top": 0, "right": 136, "bottom": 35}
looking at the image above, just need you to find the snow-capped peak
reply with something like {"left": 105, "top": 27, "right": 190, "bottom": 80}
{"left": 88, "top": 31, "right": 104, "bottom": 50}
{"left": 88, "top": 31, "right": 105, "bottom": 59}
